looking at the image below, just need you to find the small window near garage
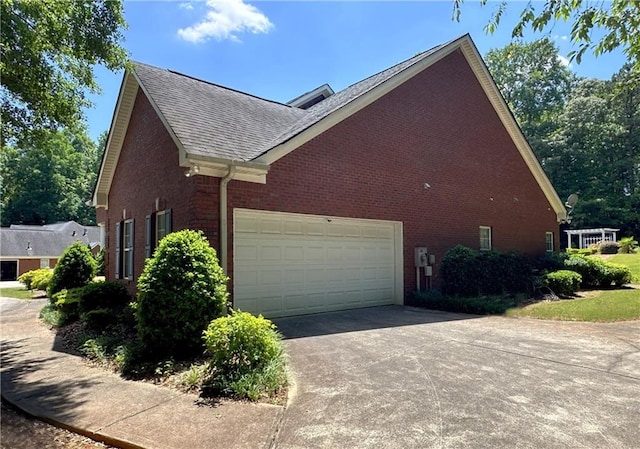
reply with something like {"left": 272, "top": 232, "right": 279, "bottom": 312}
{"left": 479, "top": 226, "right": 492, "bottom": 251}
{"left": 40, "top": 258, "right": 50, "bottom": 269}
{"left": 546, "top": 232, "right": 554, "bottom": 252}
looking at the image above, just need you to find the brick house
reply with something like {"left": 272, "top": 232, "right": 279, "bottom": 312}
{"left": 93, "top": 34, "right": 567, "bottom": 317}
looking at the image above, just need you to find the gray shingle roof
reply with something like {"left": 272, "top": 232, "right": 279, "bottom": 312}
{"left": 132, "top": 41, "right": 445, "bottom": 162}
{"left": 133, "top": 62, "right": 307, "bottom": 162}
{"left": 2, "top": 221, "right": 102, "bottom": 257}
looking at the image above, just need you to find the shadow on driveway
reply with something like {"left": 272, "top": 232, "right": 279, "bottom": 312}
{"left": 273, "top": 305, "right": 479, "bottom": 339}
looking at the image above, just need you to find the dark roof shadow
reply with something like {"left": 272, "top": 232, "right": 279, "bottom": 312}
{"left": 273, "top": 305, "right": 481, "bottom": 340}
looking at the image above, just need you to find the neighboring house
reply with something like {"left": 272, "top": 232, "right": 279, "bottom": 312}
{"left": 93, "top": 34, "right": 567, "bottom": 318}
{"left": 0, "top": 221, "right": 102, "bottom": 280}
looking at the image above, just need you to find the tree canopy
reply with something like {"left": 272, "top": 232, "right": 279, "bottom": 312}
{"left": 485, "top": 39, "right": 640, "bottom": 237}
{"left": 454, "top": 0, "right": 640, "bottom": 71}
{"left": 0, "top": 0, "right": 127, "bottom": 144}
{"left": 1, "top": 129, "right": 101, "bottom": 225}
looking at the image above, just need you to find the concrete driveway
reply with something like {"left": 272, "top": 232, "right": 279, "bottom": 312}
{"left": 273, "top": 306, "right": 640, "bottom": 449}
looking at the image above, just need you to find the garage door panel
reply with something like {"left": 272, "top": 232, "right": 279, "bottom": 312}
{"left": 234, "top": 210, "right": 400, "bottom": 317}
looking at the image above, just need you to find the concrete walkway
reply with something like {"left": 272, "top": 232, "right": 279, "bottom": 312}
{"left": 0, "top": 297, "right": 283, "bottom": 449}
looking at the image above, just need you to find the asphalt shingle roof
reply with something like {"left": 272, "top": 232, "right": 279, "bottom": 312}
{"left": 2, "top": 222, "right": 102, "bottom": 257}
{"left": 132, "top": 41, "right": 445, "bottom": 162}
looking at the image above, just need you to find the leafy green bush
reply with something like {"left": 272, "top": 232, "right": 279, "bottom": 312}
{"left": 618, "top": 237, "right": 638, "bottom": 254}
{"left": 48, "top": 242, "right": 97, "bottom": 297}
{"left": 32, "top": 269, "right": 53, "bottom": 290}
{"left": 18, "top": 268, "right": 52, "bottom": 290}
{"left": 598, "top": 240, "right": 619, "bottom": 254}
{"left": 49, "top": 287, "right": 85, "bottom": 324}
{"left": 440, "top": 245, "right": 532, "bottom": 297}
{"left": 79, "top": 281, "right": 131, "bottom": 315}
{"left": 136, "top": 230, "right": 229, "bottom": 358}
{"left": 440, "top": 245, "right": 480, "bottom": 296}
{"left": 601, "top": 263, "right": 632, "bottom": 287}
{"left": 535, "top": 252, "right": 569, "bottom": 272}
{"left": 567, "top": 247, "right": 597, "bottom": 256}
{"left": 544, "top": 270, "right": 582, "bottom": 296}
{"left": 410, "top": 290, "right": 518, "bottom": 315}
{"left": 203, "top": 311, "right": 286, "bottom": 400}
{"left": 94, "top": 248, "right": 105, "bottom": 276}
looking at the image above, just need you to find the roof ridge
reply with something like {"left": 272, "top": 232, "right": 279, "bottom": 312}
{"left": 131, "top": 60, "right": 299, "bottom": 111}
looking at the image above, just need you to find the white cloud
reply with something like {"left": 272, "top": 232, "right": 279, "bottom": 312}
{"left": 557, "top": 54, "right": 573, "bottom": 68}
{"left": 179, "top": 2, "right": 194, "bottom": 10}
{"left": 177, "top": 0, "right": 273, "bottom": 43}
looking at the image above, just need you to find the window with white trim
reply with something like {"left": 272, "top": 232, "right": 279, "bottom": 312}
{"left": 546, "top": 232, "right": 554, "bottom": 252}
{"left": 40, "top": 258, "right": 50, "bottom": 269}
{"left": 123, "top": 219, "right": 134, "bottom": 280}
{"left": 155, "top": 209, "right": 171, "bottom": 246}
{"left": 479, "top": 226, "right": 492, "bottom": 251}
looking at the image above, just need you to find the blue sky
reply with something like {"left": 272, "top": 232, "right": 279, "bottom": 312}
{"left": 85, "top": 0, "right": 628, "bottom": 142}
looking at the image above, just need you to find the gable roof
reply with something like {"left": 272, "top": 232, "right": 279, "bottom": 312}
{"left": 93, "top": 34, "right": 567, "bottom": 221}
{"left": 0, "top": 223, "right": 102, "bottom": 258}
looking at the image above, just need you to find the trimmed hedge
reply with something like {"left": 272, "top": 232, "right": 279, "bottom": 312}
{"left": 136, "top": 230, "right": 229, "bottom": 358}
{"left": 79, "top": 281, "right": 132, "bottom": 330}
{"left": 440, "top": 245, "right": 532, "bottom": 297}
{"left": 598, "top": 241, "right": 619, "bottom": 254}
{"left": 544, "top": 270, "right": 582, "bottom": 296}
{"left": 563, "top": 255, "right": 632, "bottom": 288}
{"left": 409, "top": 290, "right": 517, "bottom": 315}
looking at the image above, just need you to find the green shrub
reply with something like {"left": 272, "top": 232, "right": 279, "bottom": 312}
{"left": 203, "top": 311, "right": 285, "bottom": 400}
{"left": 618, "top": 237, "right": 638, "bottom": 254}
{"left": 48, "top": 287, "right": 85, "bottom": 324}
{"left": 601, "top": 263, "right": 632, "bottom": 287}
{"left": 440, "top": 245, "right": 532, "bottom": 297}
{"left": 410, "top": 290, "right": 517, "bottom": 315}
{"left": 18, "top": 268, "right": 52, "bottom": 290}
{"left": 544, "top": 270, "right": 582, "bottom": 296}
{"left": 94, "top": 248, "right": 106, "bottom": 276}
{"left": 440, "top": 245, "right": 480, "bottom": 297}
{"left": 598, "top": 240, "right": 619, "bottom": 254}
{"left": 567, "top": 247, "right": 597, "bottom": 256}
{"left": 79, "top": 281, "right": 131, "bottom": 315}
{"left": 136, "top": 230, "right": 229, "bottom": 358}
{"left": 535, "top": 252, "right": 568, "bottom": 272}
{"left": 48, "top": 242, "right": 97, "bottom": 297}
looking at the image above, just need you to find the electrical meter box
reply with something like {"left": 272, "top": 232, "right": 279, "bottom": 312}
{"left": 414, "top": 247, "right": 428, "bottom": 267}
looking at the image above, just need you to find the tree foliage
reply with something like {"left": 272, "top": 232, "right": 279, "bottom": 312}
{"left": 453, "top": 0, "right": 640, "bottom": 71}
{"left": 0, "top": 0, "right": 127, "bottom": 144}
{"left": 485, "top": 40, "right": 640, "bottom": 238}
{"left": 0, "top": 128, "right": 100, "bottom": 225}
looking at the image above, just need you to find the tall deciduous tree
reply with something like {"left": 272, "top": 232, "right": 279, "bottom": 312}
{"left": 453, "top": 0, "right": 640, "bottom": 71}
{"left": 0, "top": 0, "right": 127, "bottom": 144}
{"left": 485, "top": 38, "right": 575, "bottom": 158}
{"left": 0, "top": 129, "right": 100, "bottom": 225}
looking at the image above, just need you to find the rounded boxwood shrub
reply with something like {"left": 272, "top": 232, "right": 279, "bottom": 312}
{"left": 48, "top": 242, "right": 97, "bottom": 297}
{"left": 79, "top": 281, "right": 132, "bottom": 330}
{"left": 544, "top": 270, "right": 582, "bottom": 296}
{"left": 563, "top": 255, "right": 603, "bottom": 288}
{"left": 136, "top": 230, "right": 229, "bottom": 358}
{"left": 601, "top": 263, "right": 632, "bottom": 287}
{"left": 598, "top": 241, "right": 619, "bottom": 254}
{"left": 203, "top": 311, "right": 283, "bottom": 382}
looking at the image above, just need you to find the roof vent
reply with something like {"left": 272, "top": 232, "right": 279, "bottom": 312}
{"left": 287, "top": 83, "right": 334, "bottom": 109}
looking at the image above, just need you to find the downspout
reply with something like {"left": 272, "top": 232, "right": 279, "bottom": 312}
{"left": 220, "top": 166, "right": 237, "bottom": 274}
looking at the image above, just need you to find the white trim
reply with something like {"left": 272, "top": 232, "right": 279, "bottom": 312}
{"left": 545, "top": 232, "right": 554, "bottom": 252}
{"left": 480, "top": 225, "right": 492, "bottom": 251}
{"left": 93, "top": 72, "right": 139, "bottom": 208}
{"left": 287, "top": 84, "right": 335, "bottom": 108}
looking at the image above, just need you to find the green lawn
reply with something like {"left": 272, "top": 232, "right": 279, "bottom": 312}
{"left": 608, "top": 253, "right": 640, "bottom": 282}
{"left": 506, "top": 289, "right": 640, "bottom": 322}
{"left": 0, "top": 286, "right": 35, "bottom": 300}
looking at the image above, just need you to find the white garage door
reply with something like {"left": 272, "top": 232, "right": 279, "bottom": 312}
{"left": 233, "top": 209, "right": 403, "bottom": 318}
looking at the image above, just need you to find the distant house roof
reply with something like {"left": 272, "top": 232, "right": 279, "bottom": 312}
{"left": 93, "top": 34, "right": 567, "bottom": 222}
{"left": 2, "top": 221, "right": 102, "bottom": 258}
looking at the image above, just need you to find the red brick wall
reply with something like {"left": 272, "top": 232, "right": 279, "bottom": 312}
{"left": 105, "top": 49, "right": 559, "bottom": 300}
{"left": 225, "top": 49, "right": 559, "bottom": 296}
{"left": 104, "top": 90, "right": 206, "bottom": 292}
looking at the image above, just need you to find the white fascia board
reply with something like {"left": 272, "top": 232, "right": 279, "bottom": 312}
{"left": 92, "top": 71, "right": 139, "bottom": 209}
{"left": 458, "top": 38, "right": 567, "bottom": 222}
